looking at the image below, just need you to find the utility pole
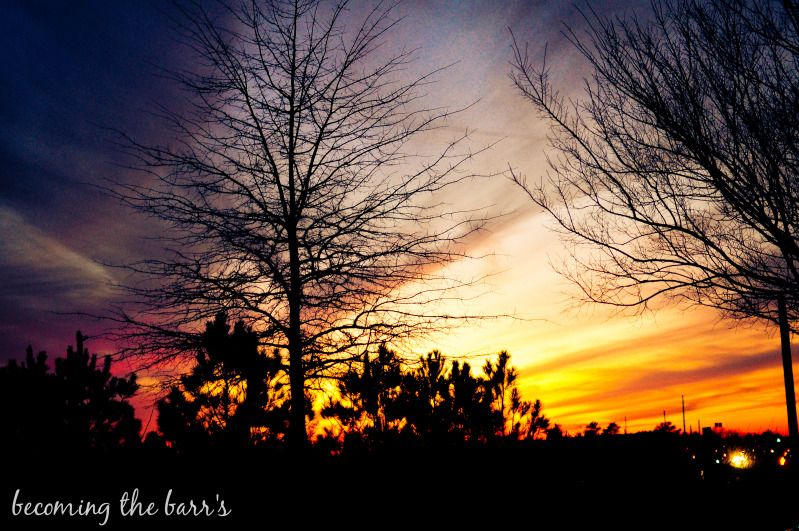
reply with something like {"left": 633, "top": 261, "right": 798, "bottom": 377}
{"left": 682, "top": 395, "right": 686, "bottom": 435}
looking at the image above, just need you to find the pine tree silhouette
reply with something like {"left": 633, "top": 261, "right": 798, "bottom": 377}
{"left": 321, "top": 348, "right": 549, "bottom": 449}
{"left": 156, "top": 312, "right": 290, "bottom": 450}
{"left": 0, "top": 331, "right": 140, "bottom": 450}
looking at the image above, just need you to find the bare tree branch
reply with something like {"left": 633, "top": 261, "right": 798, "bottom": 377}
{"left": 101, "top": 0, "right": 497, "bottom": 446}
{"left": 510, "top": 0, "right": 799, "bottom": 442}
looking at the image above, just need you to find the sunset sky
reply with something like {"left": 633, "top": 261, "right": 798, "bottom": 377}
{"left": 0, "top": 0, "right": 793, "bottom": 435}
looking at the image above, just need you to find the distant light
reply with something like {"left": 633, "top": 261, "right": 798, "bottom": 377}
{"left": 715, "top": 459, "right": 720, "bottom": 464}
{"left": 777, "top": 437, "right": 781, "bottom": 443}
{"left": 770, "top": 449, "right": 775, "bottom": 454}
{"left": 728, "top": 451, "right": 752, "bottom": 469}
{"left": 778, "top": 456, "right": 787, "bottom": 467}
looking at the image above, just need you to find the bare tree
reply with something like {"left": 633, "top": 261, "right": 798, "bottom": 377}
{"left": 108, "top": 0, "right": 492, "bottom": 447}
{"left": 510, "top": 0, "right": 799, "bottom": 443}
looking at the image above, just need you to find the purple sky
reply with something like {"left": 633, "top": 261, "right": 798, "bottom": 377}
{"left": 1, "top": 0, "right": 617, "bottom": 358}
{"left": 0, "top": 0, "right": 191, "bottom": 357}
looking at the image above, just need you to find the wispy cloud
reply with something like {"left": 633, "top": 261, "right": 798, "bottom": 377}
{"left": 0, "top": 206, "right": 113, "bottom": 309}
{"left": 0, "top": 206, "right": 117, "bottom": 356}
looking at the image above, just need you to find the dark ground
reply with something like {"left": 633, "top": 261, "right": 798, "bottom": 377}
{"left": 3, "top": 435, "right": 798, "bottom": 530}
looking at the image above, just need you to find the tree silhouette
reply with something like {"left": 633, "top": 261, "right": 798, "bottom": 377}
{"left": 545, "top": 423, "right": 564, "bottom": 441}
{"left": 604, "top": 422, "right": 620, "bottom": 436}
{"left": 482, "top": 351, "right": 550, "bottom": 438}
{"left": 0, "top": 331, "right": 140, "bottom": 450}
{"left": 390, "top": 350, "right": 461, "bottom": 444}
{"left": 107, "top": 0, "right": 492, "bottom": 448}
{"left": 584, "top": 421, "right": 602, "bottom": 438}
{"left": 322, "top": 349, "right": 549, "bottom": 447}
{"left": 393, "top": 351, "right": 509, "bottom": 444}
{"left": 157, "top": 312, "right": 290, "bottom": 450}
{"left": 483, "top": 350, "right": 518, "bottom": 436}
{"left": 525, "top": 399, "right": 551, "bottom": 440}
{"left": 654, "top": 421, "right": 679, "bottom": 434}
{"left": 320, "top": 345, "right": 405, "bottom": 449}
{"left": 510, "top": 0, "right": 799, "bottom": 445}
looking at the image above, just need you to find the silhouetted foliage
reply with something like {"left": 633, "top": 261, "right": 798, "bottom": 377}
{"left": 156, "top": 312, "right": 291, "bottom": 450}
{"left": 604, "top": 422, "right": 621, "bottom": 436}
{"left": 525, "top": 400, "right": 551, "bottom": 440}
{"left": 0, "top": 331, "right": 140, "bottom": 450}
{"left": 321, "top": 348, "right": 549, "bottom": 449}
{"left": 319, "top": 345, "right": 404, "bottom": 448}
{"left": 654, "top": 421, "right": 679, "bottom": 434}
{"left": 400, "top": 351, "right": 499, "bottom": 444}
{"left": 490, "top": 354, "right": 551, "bottom": 438}
{"left": 545, "top": 423, "right": 564, "bottom": 441}
{"left": 584, "top": 421, "right": 602, "bottom": 438}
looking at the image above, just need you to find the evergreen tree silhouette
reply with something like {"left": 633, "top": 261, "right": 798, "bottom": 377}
{"left": 524, "top": 399, "right": 551, "bottom": 440}
{"left": 321, "top": 345, "right": 404, "bottom": 445}
{"left": 156, "top": 312, "right": 290, "bottom": 450}
{"left": 0, "top": 331, "right": 140, "bottom": 450}
{"left": 322, "top": 348, "right": 549, "bottom": 448}
{"left": 448, "top": 358, "right": 496, "bottom": 442}
{"left": 482, "top": 351, "right": 549, "bottom": 438}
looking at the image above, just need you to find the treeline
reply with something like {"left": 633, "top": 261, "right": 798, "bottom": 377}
{"left": 0, "top": 314, "right": 558, "bottom": 453}
{"left": 0, "top": 316, "right": 718, "bottom": 455}
{"left": 153, "top": 313, "right": 555, "bottom": 452}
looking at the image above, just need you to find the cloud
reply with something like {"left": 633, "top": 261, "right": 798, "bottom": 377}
{"left": 0, "top": 205, "right": 114, "bottom": 313}
{"left": 551, "top": 350, "right": 779, "bottom": 411}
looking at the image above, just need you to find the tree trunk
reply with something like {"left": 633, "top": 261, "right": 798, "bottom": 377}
{"left": 777, "top": 294, "right": 798, "bottom": 447}
{"left": 285, "top": 5, "right": 306, "bottom": 451}
{"left": 288, "top": 339, "right": 305, "bottom": 449}
{"left": 287, "top": 224, "right": 306, "bottom": 449}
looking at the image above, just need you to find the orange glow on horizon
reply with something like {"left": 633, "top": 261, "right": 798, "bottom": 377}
{"left": 402, "top": 208, "right": 795, "bottom": 436}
